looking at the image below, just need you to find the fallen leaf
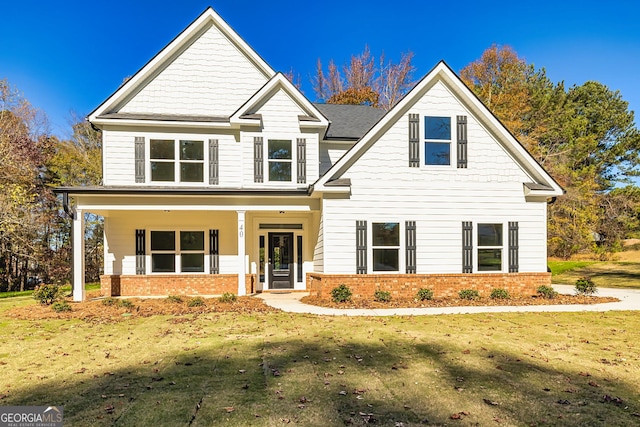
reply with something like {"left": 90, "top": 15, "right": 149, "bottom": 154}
{"left": 588, "top": 381, "right": 599, "bottom": 387}
{"left": 224, "top": 406, "right": 235, "bottom": 413}
{"left": 105, "top": 404, "right": 114, "bottom": 413}
{"left": 483, "top": 398, "right": 499, "bottom": 406}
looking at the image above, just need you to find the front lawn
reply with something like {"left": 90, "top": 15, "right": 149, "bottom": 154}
{"left": 0, "top": 298, "right": 639, "bottom": 426}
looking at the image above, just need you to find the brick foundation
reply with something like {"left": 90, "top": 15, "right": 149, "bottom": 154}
{"left": 100, "top": 274, "right": 256, "bottom": 297}
{"left": 307, "top": 272, "right": 551, "bottom": 300}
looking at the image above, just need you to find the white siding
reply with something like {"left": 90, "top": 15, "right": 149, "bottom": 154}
{"left": 120, "top": 24, "right": 268, "bottom": 116}
{"left": 313, "top": 207, "right": 324, "bottom": 273}
{"left": 321, "top": 80, "right": 548, "bottom": 275}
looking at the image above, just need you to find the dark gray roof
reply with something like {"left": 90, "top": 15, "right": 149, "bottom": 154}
{"left": 524, "top": 183, "right": 555, "bottom": 191}
{"left": 314, "top": 103, "right": 385, "bottom": 140}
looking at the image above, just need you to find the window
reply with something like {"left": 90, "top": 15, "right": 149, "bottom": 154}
{"left": 150, "top": 230, "right": 205, "bottom": 273}
{"left": 150, "top": 139, "right": 204, "bottom": 183}
{"left": 268, "top": 139, "right": 292, "bottom": 181}
{"left": 372, "top": 222, "right": 400, "bottom": 271}
{"left": 477, "top": 223, "right": 503, "bottom": 271}
{"left": 424, "top": 116, "right": 451, "bottom": 165}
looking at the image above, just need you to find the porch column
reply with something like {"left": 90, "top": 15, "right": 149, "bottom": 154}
{"left": 237, "top": 210, "right": 246, "bottom": 296}
{"left": 72, "top": 209, "right": 85, "bottom": 302}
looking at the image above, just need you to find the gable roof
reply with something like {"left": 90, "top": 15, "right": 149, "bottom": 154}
{"left": 314, "top": 61, "right": 564, "bottom": 198}
{"left": 88, "top": 7, "right": 275, "bottom": 125}
{"left": 230, "top": 73, "right": 329, "bottom": 129}
{"left": 314, "top": 104, "right": 385, "bottom": 140}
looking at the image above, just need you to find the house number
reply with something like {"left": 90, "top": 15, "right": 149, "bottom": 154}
{"left": 239, "top": 224, "right": 244, "bottom": 238}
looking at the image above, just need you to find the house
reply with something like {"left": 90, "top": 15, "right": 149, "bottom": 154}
{"left": 56, "top": 7, "right": 563, "bottom": 302}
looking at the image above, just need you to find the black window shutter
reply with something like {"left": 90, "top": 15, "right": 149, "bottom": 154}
{"left": 209, "top": 139, "right": 219, "bottom": 185}
{"left": 135, "top": 229, "right": 146, "bottom": 274}
{"left": 408, "top": 114, "right": 420, "bottom": 167}
{"left": 508, "top": 222, "right": 519, "bottom": 273}
{"left": 254, "top": 137, "right": 263, "bottom": 183}
{"left": 356, "top": 220, "right": 367, "bottom": 274}
{"left": 406, "top": 221, "right": 416, "bottom": 274}
{"left": 457, "top": 115, "right": 468, "bottom": 168}
{"left": 297, "top": 138, "right": 306, "bottom": 184}
{"left": 297, "top": 235, "right": 303, "bottom": 282}
{"left": 135, "top": 137, "right": 145, "bottom": 183}
{"left": 462, "top": 221, "right": 473, "bottom": 273}
{"left": 210, "top": 229, "right": 219, "bottom": 274}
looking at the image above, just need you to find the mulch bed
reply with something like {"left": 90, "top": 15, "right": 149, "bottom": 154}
{"left": 7, "top": 294, "right": 279, "bottom": 323}
{"left": 300, "top": 294, "right": 619, "bottom": 309}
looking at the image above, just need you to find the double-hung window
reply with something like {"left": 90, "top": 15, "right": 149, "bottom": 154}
{"left": 424, "top": 116, "right": 451, "bottom": 165}
{"left": 477, "top": 223, "right": 503, "bottom": 271}
{"left": 372, "top": 222, "right": 400, "bottom": 271}
{"left": 150, "top": 139, "right": 204, "bottom": 183}
{"left": 268, "top": 139, "right": 292, "bottom": 181}
{"left": 150, "top": 230, "right": 205, "bottom": 273}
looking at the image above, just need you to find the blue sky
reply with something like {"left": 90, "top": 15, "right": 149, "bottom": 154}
{"left": 2, "top": 0, "right": 639, "bottom": 139}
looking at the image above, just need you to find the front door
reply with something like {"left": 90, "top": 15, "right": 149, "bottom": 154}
{"left": 268, "top": 232, "right": 294, "bottom": 289}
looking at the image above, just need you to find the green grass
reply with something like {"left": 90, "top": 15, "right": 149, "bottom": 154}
{"left": 0, "top": 282, "right": 100, "bottom": 299}
{"left": 550, "top": 261, "right": 640, "bottom": 289}
{"left": 0, "top": 299, "right": 639, "bottom": 426}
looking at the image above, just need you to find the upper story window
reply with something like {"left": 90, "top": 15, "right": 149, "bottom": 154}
{"left": 268, "top": 139, "right": 292, "bottom": 182}
{"left": 150, "top": 139, "right": 204, "bottom": 183}
{"left": 424, "top": 116, "right": 451, "bottom": 166}
{"left": 477, "top": 223, "right": 503, "bottom": 271}
{"left": 372, "top": 222, "right": 400, "bottom": 272}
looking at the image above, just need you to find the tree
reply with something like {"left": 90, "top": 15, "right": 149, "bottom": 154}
{"left": 461, "top": 46, "right": 640, "bottom": 257}
{"left": 314, "top": 46, "right": 416, "bottom": 110}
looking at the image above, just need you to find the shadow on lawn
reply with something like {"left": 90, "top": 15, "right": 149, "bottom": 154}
{"left": 4, "top": 321, "right": 640, "bottom": 426}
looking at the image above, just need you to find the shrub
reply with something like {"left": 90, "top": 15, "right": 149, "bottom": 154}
{"left": 52, "top": 301, "right": 72, "bottom": 313}
{"left": 119, "top": 299, "right": 135, "bottom": 309}
{"left": 575, "top": 277, "right": 597, "bottom": 295}
{"left": 490, "top": 288, "right": 510, "bottom": 299}
{"left": 537, "top": 285, "right": 558, "bottom": 299}
{"left": 416, "top": 288, "right": 434, "bottom": 301}
{"left": 374, "top": 289, "right": 392, "bottom": 302}
{"left": 458, "top": 289, "right": 480, "bottom": 300}
{"left": 166, "top": 295, "right": 183, "bottom": 304}
{"left": 219, "top": 292, "right": 237, "bottom": 303}
{"left": 33, "top": 284, "right": 62, "bottom": 305}
{"left": 102, "top": 297, "right": 118, "bottom": 306}
{"left": 330, "top": 284, "right": 352, "bottom": 303}
{"left": 188, "top": 297, "right": 205, "bottom": 307}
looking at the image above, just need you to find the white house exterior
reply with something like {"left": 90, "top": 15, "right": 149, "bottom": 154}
{"left": 57, "top": 7, "right": 563, "bottom": 302}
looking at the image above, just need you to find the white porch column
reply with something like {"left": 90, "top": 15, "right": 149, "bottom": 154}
{"left": 72, "top": 209, "right": 85, "bottom": 302}
{"left": 237, "top": 210, "right": 246, "bottom": 296}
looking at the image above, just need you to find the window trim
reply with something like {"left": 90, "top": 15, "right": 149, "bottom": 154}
{"left": 148, "top": 138, "right": 206, "bottom": 184}
{"left": 476, "top": 223, "right": 504, "bottom": 272}
{"left": 423, "top": 115, "right": 453, "bottom": 167}
{"left": 267, "top": 139, "right": 294, "bottom": 183}
{"left": 370, "top": 221, "right": 403, "bottom": 273}
{"left": 148, "top": 229, "right": 208, "bottom": 274}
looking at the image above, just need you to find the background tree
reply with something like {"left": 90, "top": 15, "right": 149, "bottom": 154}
{"left": 461, "top": 45, "right": 640, "bottom": 258}
{"left": 314, "top": 46, "right": 416, "bottom": 110}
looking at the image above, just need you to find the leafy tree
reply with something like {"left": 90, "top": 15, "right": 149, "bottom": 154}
{"left": 461, "top": 45, "right": 640, "bottom": 257}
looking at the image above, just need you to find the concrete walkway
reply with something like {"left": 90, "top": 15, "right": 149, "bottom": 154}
{"left": 256, "top": 285, "right": 640, "bottom": 316}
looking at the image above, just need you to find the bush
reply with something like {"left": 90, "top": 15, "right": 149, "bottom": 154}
{"left": 166, "top": 295, "right": 183, "bottom": 303}
{"left": 33, "top": 284, "right": 63, "bottom": 305}
{"left": 52, "top": 301, "right": 72, "bottom": 313}
{"left": 219, "top": 292, "right": 237, "bottom": 303}
{"left": 330, "top": 284, "right": 352, "bottom": 303}
{"left": 458, "top": 289, "right": 480, "bottom": 300}
{"left": 188, "top": 297, "right": 205, "bottom": 307}
{"left": 575, "top": 277, "right": 597, "bottom": 295}
{"left": 102, "top": 297, "right": 118, "bottom": 306}
{"left": 416, "top": 288, "right": 434, "bottom": 301}
{"left": 490, "top": 288, "right": 510, "bottom": 299}
{"left": 537, "top": 285, "right": 558, "bottom": 299}
{"left": 119, "top": 299, "right": 135, "bottom": 309}
{"left": 374, "top": 289, "right": 392, "bottom": 302}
